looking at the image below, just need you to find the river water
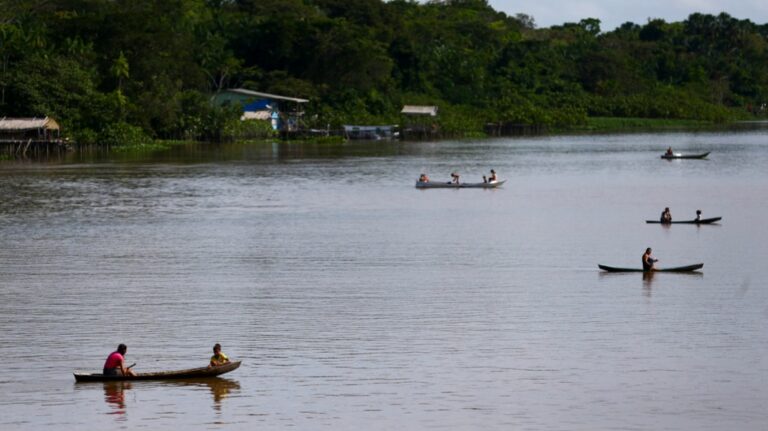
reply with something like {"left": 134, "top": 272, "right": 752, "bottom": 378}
{"left": 1, "top": 128, "right": 767, "bottom": 430}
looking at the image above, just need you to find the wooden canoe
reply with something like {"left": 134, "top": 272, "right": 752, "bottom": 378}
{"left": 660, "top": 152, "right": 710, "bottom": 159}
{"left": 646, "top": 217, "right": 722, "bottom": 224}
{"left": 598, "top": 263, "right": 703, "bottom": 273}
{"left": 73, "top": 361, "right": 241, "bottom": 382}
{"left": 415, "top": 179, "right": 505, "bottom": 189}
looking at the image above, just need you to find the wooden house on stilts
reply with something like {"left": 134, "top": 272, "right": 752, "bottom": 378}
{"left": 0, "top": 117, "right": 67, "bottom": 157}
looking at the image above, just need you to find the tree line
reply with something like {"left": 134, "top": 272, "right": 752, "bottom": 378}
{"left": 1, "top": 0, "right": 767, "bottom": 143}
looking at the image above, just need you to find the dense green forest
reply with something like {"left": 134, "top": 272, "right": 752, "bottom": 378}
{"left": 1, "top": 0, "right": 767, "bottom": 143}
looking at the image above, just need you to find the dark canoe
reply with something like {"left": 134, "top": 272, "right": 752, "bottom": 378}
{"left": 646, "top": 217, "right": 722, "bottom": 224}
{"left": 598, "top": 263, "right": 703, "bottom": 273}
{"left": 415, "top": 179, "right": 506, "bottom": 189}
{"left": 73, "top": 361, "right": 241, "bottom": 382}
{"left": 660, "top": 152, "right": 710, "bottom": 159}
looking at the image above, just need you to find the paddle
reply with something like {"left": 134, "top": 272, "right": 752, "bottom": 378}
{"left": 123, "top": 362, "right": 138, "bottom": 377}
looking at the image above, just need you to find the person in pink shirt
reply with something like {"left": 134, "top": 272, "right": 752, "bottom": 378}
{"left": 103, "top": 344, "right": 136, "bottom": 376}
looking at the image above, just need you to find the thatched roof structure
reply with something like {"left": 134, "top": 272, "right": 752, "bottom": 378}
{"left": 0, "top": 117, "right": 60, "bottom": 131}
{"left": 401, "top": 105, "right": 438, "bottom": 116}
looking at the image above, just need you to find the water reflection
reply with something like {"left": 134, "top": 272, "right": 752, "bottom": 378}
{"left": 642, "top": 271, "right": 655, "bottom": 297}
{"left": 86, "top": 376, "right": 240, "bottom": 419}
{"left": 103, "top": 381, "right": 131, "bottom": 417}
{"left": 166, "top": 378, "right": 241, "bottom": 411}
{"left": 97, "top": 378, "right": 240, "bottom": 418}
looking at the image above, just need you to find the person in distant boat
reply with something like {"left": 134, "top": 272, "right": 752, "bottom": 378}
{"left": 483, "top": 169, "right": 498, "bottom": 183}
{"left": 103, "top": 344, "right": 136, "bottom": 376}
{"left": 660, "top": 207, "right": 672, "bottom": 223}
{"left": 450, "top": 172, "right": 460, "bottom": 184}
{"left": 665, "top": 147, "right": 673, "bottom": 156}
{"left": 642, "top": 248, "right": 658, "bottom": 271}
{"left": 419, "top": 173, "right": 429, "bottom": 183}
{"left": 209, "top": 343, "right": 230, "bottom": 368}
{"left": 695, "top": 209, "right": 702, "bottom": 221}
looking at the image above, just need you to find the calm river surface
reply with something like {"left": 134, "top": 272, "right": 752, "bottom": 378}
{"left": 1, "top": 128, "right": 767, "bottom": 430}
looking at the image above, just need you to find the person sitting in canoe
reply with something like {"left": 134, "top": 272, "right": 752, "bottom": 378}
{"left": 665, "top": 147, "right": 673, "bottom": 156}
{"left": 660, "top": 207, "right": 672, "bottom": 223}
{"left": 450, "top": 172, "right": 460, "bottom": 184}
{"left": 695, "top": 209, "right": 702, "bottom": 221}
{"left": 483, "top": 169, "right": 498, "bottom": 183}
{"left": 418, "top": 173, "right": 429, "bottom": 183}
{"left": 103, "top": 344, "right": 136, "bottom": 376}
{"left": 642, "top": 248, "right": 658, "bottom": 271}
{"left": 209, "top": 343, "right": 230, "bottom": 368}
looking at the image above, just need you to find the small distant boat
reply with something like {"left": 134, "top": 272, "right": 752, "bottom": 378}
{"left": 661, "top": 152, "right": 710, "bottom": 159}
{"left": 73, "top": 361, "right": 241, "bottom": 382}
{"left": 415, "top": 180, "right": 505, "bottom": 189}
{"left": 598, "top": 263, "right": 703, "bottom": 273}
{"left": 646, "top": 217, "right": 722, "bottom": 224}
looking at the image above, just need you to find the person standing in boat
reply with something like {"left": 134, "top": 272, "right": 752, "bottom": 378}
{"left": 660, "top": 207, "right": 672, "bottom": 223}
{"left": 209, "top": 343, "right": 230, "bottom": 368}
{"left": 450, "top": 172, "right": 460, "bottom": 184}
{"left": 103, "top": 344, "right": 136, "bottom": 376}
{"left": 642, "top": 248, "right": 658, "bottom": 271}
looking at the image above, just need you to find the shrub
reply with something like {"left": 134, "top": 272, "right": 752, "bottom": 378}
{"left": 99, "top": 122, "right": 152, "bottom": 147}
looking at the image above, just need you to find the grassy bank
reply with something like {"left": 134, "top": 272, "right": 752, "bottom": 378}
{"left": 576, "top": 117, "right": 715, "bottom": 132}
{"left": 96, "top": 115, "right": 754, "bottom": 155}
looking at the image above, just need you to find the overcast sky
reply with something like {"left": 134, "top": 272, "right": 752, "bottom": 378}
{"left": 487, "top": 0, "right": 768, "bottom": 31}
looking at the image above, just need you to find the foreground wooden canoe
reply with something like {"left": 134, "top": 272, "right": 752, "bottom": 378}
{"left": 73, "top": 361, "right": 241, "bottom": 382}
{"left": 646, "top": 217, "right": 722, "bottom": 224}
{"left": 598, "top": 263, "right": 703, "bottom": 273}
{"left": 415, "top": 179, "right": 506, "bottom": 189}
{"left": 660, "top": 152, "right": 710, "bottom": 159}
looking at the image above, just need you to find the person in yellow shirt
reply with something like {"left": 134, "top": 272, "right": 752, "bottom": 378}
{"left": 209, "top": 343, "right": 230, "bottom": 367}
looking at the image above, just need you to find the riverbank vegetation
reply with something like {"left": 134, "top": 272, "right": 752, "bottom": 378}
{"left": 580, "top": 117, "right": 715, "bottom": 132}
{"left": 1, "top": 0, "right": 767, "bottom": 145}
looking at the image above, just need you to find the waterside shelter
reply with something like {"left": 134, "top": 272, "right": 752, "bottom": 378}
{"left": 212, "top": 88, "right": 309, "bottom": 134}
{"left": 400, "top": 105, "right": 439, "bottom": 140}
{"left": 0, "top": 117, "right": 66, "bottom": 157}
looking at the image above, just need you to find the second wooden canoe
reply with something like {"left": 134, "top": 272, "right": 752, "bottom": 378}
{"left": 646, "top": 217, "right": 722, "bottom": 224}
{"left": 598, "top": 263, "right": 703, "bottom": 272}
{"left": 415, "top": 180, "right": 506, "bottom": 189}
{"left": 660, "top": 152, "right": 710, "bottom": 159}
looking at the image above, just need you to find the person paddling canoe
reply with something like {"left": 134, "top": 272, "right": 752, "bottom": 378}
{"left": 209, "top": 343, "right": 230, "bottom": 368}
{"left": 642, "top": 248, "right": 658, "bottom": 271}
{"left": 660, "top": 207, "right": 672, "bottom": 223}
{"left": 103, "top": 344, "right": 136, "bottom": 376}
